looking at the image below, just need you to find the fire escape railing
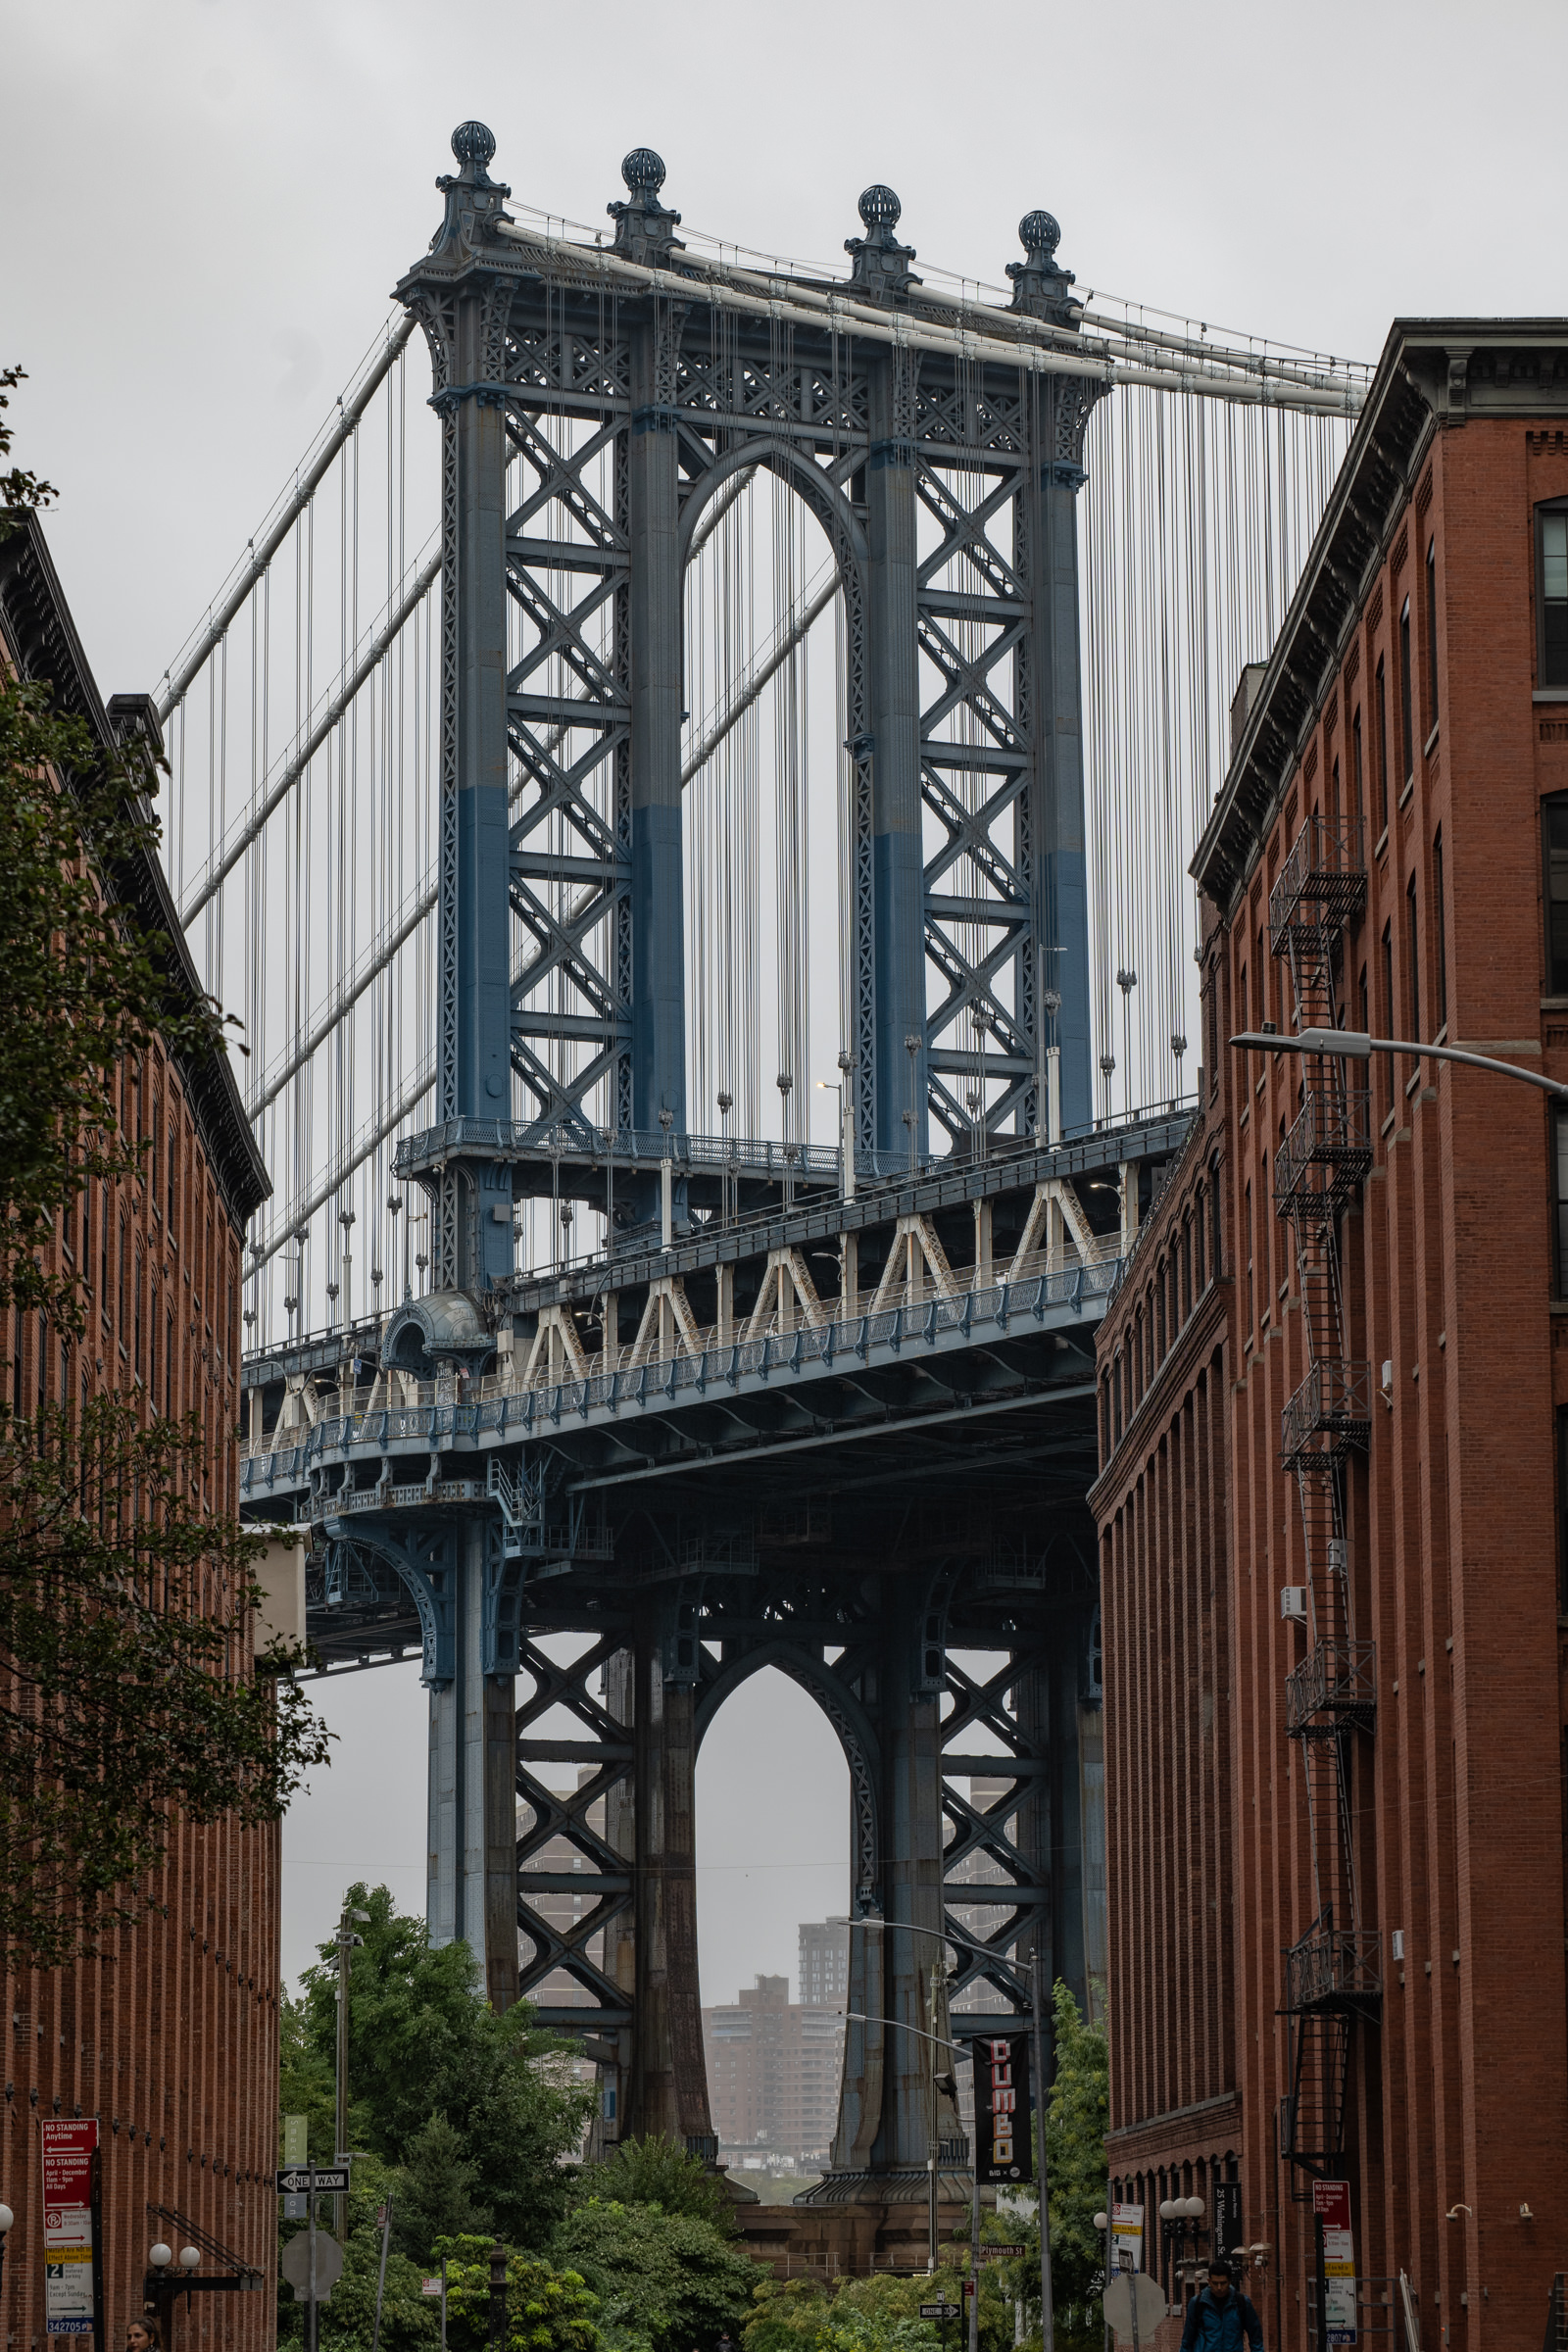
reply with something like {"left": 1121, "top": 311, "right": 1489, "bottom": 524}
{"left": 1268, "top": 811, "right": 1379, "bottom": 2196}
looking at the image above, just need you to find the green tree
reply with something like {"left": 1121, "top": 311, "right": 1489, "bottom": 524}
{"left": 570, "top": 2135, "right": 737, "bottom": 2233}
{"left": 0, "top": 1398, "right": 329, "bottom": 1967}
{"left": 1001, "top": 1980, "right": 1108, "bottom": 2352}
{"left": 744, "top": 2269, "right": 1009, "bottom": 2352}
{"left": 295, "top": 1885, "right": 591, "bottom": 2250}
{"left": 554, "top": 2198, "right": 760, "bottom": 2352}
{"left": 392, "top": 2112, "right": 492, "bottom": 2257}
{"left": 0, "top": 545, "right": 327, "bottom": 1966}
{"left": 278, "top": 2153, "right": 438, "bottom": 2352}
{"left": 438, "top": 2235, "right": 601, "bottom": 2352}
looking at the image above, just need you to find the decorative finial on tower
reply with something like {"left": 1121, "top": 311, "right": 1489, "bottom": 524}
{"left": 451, "top": 121, "right": 497, "bottom": 177}
{"left": 1007, "top": 209, "right": 1079, "bottom": 328}
{"left": 427, "top": 121, "right": 513, "bottom": 261}
{"left": 608, "top": 147, "right": 684, "bottom": 267}
{"left": 845, "top": 185, "right": 921, "bottom": 302}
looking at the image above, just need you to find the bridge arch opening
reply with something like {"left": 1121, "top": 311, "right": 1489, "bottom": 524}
{"left": 694, "top": 1658, "right": 852, "bottom": 2183}
{"left": 679, "top": 456, "right": 856, "bottom": 1162}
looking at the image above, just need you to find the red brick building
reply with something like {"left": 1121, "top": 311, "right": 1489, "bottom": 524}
{"left": 0, "top": 516, "right": 277, "bottom": 2352}
{"left": 1092, "top": 318, "right": 1568, "bottom": 2351}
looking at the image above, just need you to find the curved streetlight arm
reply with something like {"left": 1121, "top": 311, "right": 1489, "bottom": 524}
{"left": 846, "top": 2011, "right": 963, "bottom": 2056}
{"left": 1230, "top": 1029, "right": 1568, "bottom": 1102}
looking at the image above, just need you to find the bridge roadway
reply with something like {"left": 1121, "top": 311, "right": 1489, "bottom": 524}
{"left": 241, "top": 1109, "right": 1187, "bottom": 1608}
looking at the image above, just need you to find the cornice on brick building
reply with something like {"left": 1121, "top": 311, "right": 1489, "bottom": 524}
{"left": 1194, "top": 318, "right": 1568, "bottom": 916}
{"left": 0, "top": 514, "right": 270, "bottom": 1230}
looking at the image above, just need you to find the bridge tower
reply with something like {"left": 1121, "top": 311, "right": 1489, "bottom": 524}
{"left": 300, "top": 123, "right": 1114, "bottom": 2203}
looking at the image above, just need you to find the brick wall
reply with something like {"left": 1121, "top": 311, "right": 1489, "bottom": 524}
{"left": 1096, "top": 326, "right": 1568, "bottom": 2352}
{"left": 1, "top": 1059, "right": 280, "bottom": 2352}
{"left": 0, "top": 514, "right": 277, "bottom": 2352}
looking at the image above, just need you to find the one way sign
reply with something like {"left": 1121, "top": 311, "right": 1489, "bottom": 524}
{"left": 276, "top": 2166, "right": 350, "bottom": 2195}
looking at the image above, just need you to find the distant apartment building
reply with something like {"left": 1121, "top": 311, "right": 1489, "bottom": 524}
{"left": 702, "top": 1972, "right": 847, "bottom": 2168}
{"left": 797, "top": 1916, "right": 850, "bottom": 2009}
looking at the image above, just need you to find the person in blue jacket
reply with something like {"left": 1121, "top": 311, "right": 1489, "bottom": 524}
{"left": 1179, "top": 2262, "right": 1264, "bottom": 2352}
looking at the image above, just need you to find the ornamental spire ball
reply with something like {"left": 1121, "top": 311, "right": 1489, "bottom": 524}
{"left": 451, "top": 121, "right": 497, "bottom": 170}
{"left": 1019, "top": 209, "right": 1061, "bottom": 261}
{"left": 621, "top": 148, "right": 667, "bottom": 197}
{"left": 858, "top": 184, "right": 902, "bottom": 231}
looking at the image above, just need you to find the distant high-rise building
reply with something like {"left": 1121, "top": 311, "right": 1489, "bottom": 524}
{"left": 702, "top": 1970, "right": 847, "bottom": 2169}
{"left": 797, "top": 1916, "right": 851, "bottom": 2010}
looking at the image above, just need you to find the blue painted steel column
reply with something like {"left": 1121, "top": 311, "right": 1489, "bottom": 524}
{"left": 870, "top": 1611, "right": 947, "bottom": 2174}
{"left": 1022, "top": 381, "right": 1095, "bottom": 1139}
{"left": 426, "top": 1515, "right": 518, "bottom": 2006}
{"left": 628, "top": 318, "right": 687, "bottom": 1189}
{"left": 865, "top": 352, "right": 926, "bottom": 1161}
{"left": 446, "top": 320, "right": 515, "bottom": 1286}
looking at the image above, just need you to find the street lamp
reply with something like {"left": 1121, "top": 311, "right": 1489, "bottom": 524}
{"left": 717, "top": 1091, "right": 734, "bottom": 1229}
{"left": 1158, "top": 2196, "right": 1207, "bottom": 2293}
{"left": 905, "top": 1033, "right": 922, "bottom": 1179}
{"left": 847, "top": 2014, "right": 965, "bottom": 2278}
{"left": 1229, "top": 1025, "right": 1568, "bottom": 1100}
{"left": 817, "top": 1062, "right": 857, "bottom": 1204}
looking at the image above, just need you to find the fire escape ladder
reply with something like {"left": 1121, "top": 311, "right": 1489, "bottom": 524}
{"left": 1270, "top": 813, "right": 1378, "bottom": 2187}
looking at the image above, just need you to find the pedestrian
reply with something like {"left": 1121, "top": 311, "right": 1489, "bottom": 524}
{"left": 716, "top": 2332, "right": 736, "bottom": 2352}
{"left": 1179, "top": 2263, "right": 1262, "bottom": 2352}
{"left": 125, "top": 2322, "right": 162, "bottom": 2352}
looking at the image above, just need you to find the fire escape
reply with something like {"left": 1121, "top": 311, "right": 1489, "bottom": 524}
{"left": 1269, "top": 813, "right": 1378, "bottom": 2193}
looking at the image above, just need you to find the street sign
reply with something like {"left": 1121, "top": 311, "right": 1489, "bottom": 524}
{"left": 981, "top": 2245, "right": 1026, "bottom": 2262}
{"left": 421, "top": 2280, "right": 444, "bottom": 2299}
{"left": 921, "top": 2306, "right": 959, "bottom": 2322}
{"left": 276, "top": 2166, "right": 350, "bottom": 2195}
{"left": 280, "top": 2230, "right": 344, "bottom": 2305}
{"left": 1102, "top": 2272, "right": 1165, "bottom": 2344}
{"left": 41, "top": 2122, "right": 99, "bottom": 2337}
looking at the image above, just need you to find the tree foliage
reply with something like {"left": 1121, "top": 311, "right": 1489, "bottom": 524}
{"left": 0, "top": 670, "right": 228, "bottom": 1332}
{"left": 294, "top": 1885, "right": 592, "bottom": 2250}
{"left": 0, "top": 366, "right": 55, "bottom": 538}
{"left": 438, "top": 2236, "right": 601, "bottom": 2352}
{"left": 745, "top": 2268, "right": 1010, "bottom": 2352}
{"left": 0, "top": 550, "right": 326, "bottom": 1965}
{"left": 554, "top": 2199, "right": 759, "bottom": 2352}
{"left": 569, "top": 2136, "right": 738, "bottom": 2234}
{"left": 278, "top": 2155, "right": 438, "bottom": 2352}
{"left": 0, "top": 1397, "right": 328, "bottom": 1966}
{"left": 994, "top": 1980, "right": 1109, "bottom": 2352}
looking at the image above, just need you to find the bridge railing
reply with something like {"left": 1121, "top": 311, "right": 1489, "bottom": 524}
{"left": 240, "top": 1246, "right": 1122, "bottom": 1476}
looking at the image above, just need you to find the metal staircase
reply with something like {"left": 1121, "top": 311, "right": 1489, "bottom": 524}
{"left": 1269, "top": 811, "right": 1379, "bottom": 2193}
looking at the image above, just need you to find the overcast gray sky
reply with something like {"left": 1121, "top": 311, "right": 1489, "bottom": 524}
{"left": 6, "top": 0, "right": 1564, "bottom": 2003}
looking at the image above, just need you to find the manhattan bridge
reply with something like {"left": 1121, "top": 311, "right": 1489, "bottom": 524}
{"left": 157, "top": 124, "right": 1367, "bottom": 2224}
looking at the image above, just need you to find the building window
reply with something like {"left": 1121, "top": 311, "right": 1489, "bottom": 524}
{"left": 1352, "top": 710, "right": 1364, "bottom": 829}
{"left": 1399, "top": 597, "right": 1414, "bottom": 790}
{"left": 1426, "top": 538, "right": 1440, "bottom": 730}
{"left": 1208, "top": 1153, "right": 1222, "bottom": 1279}
{"left": 1406, "top": 873, "right": 1421, "bottom": 1043}
{"left": 1433, "top": 829, "right": 1447, "bottom": 1030}
{"left": 1555, "top": 1111, "right": 1568, "bottom": 1298}
{"left": 1376, "top": 659, "right": 1390, "bottom": 834}
{"left": 1558, "top": 1406, "right": 1568, "bottom": 1613}
{"left": 1544, "top": 795, "right": 1568, "bottom": 996}
{"left": 1541, "top": 504, "right": 1568, "bottom": 688}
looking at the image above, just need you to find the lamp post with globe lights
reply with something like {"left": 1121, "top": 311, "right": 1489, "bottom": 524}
{"left": 1158, "top": 2195, "right": 1208, "bottom": 2299}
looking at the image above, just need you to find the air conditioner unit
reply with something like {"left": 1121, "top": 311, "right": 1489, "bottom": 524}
{"left": 1280, "top": 1587, "right": 1308, "bottom": 1623}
